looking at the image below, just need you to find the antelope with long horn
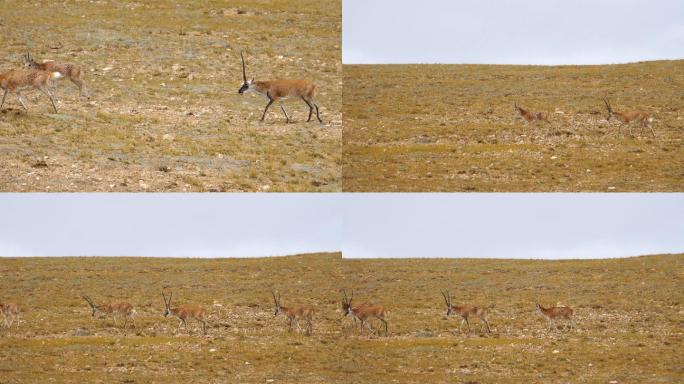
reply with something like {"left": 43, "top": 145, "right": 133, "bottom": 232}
{"left": 271, "top": 289, "right": 314, "bottom": 335}
{"left": 341, "top": 290, "right": 388, "bottom": 336}
{"left": 441, "top": 290, "right": 491, "bottom": 335}
{"left": 340, "top": 289, "right": 371, "bottom": 327}
{"left": 82, "top": 295, "right": 136, "bottom": 329}
{"left": 515, "top": 102, "right": 549, "bottom": 123}
{"left": 535, "top": 303, "right": 575, "bottom": 331}
{"left": 24, "top": 52, "right": 89, "bottom": 98}
{"left": 602, "top": 98, "right": 654, "bottom": 138}
{"left": 0, "top": 302, "right": 20, "bottom": 328}
{"left": 162, "top": 290, "right": 207, "bottom": 335}
{"left": 0, "top": 68, "right": 62, "bottom": 113}
{"left": 238, "top": 51, "right": 322, "bottom": 124}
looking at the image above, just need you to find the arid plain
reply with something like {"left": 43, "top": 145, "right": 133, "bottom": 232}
{"left": 1, "top": 254, "right": 681, "bottom": 383}
{"left": 0, "top": 0, "right": 341, "bottom": 192}
{"left": 343, "top": 61, "right": 683, "bottom": 191}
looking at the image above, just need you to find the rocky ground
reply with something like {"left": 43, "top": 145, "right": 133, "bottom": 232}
{"left": 0, "top": 1, "right": 341, "bottom": 191}
{"left": 1, "top": 254, "right": 681, "bottom": 383}
{"left": 343, "top": 61, "right": 684, "bottom": 191}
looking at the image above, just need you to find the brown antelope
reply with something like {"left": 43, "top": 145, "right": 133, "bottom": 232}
{"left": 0, "top": 69, "right": 62, "bottom": 113}
{"left": 0, "top": 302, "right": 20, "bottom": 328}
{"left": 535, "top": 303, "right": 575, "bottom": 331}
{"left": 238, "top": 51, "right": 322, "bottom": 123}
{"left": 340, "top": 290, "right": 371, "bottom": 327}
{"left": 441, "top": 290, "right": 491, "bottom": 335}
{"left": 602, "top": 98, "right": 654, "bottom": 138}
{"left": 162, "top": 290, "right": 207, "bottom": 335}
{"left": 515, "top": 102, "right": 550, "bottom": 123}
{"left": 24, "top": 52, "right": 89, "bottom": 98}
{"left": 82, "top": 295, "right": 136, "bottom": 329}
{"left": 271, "top": 289, "right": 314, "bottom": 335}
{"left": 341, "top": 290, "right": 388, "bottom": 336}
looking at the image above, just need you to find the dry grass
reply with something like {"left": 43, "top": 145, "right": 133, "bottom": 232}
{"left": 0, "top": 253, "right": 344, "bottom": 383}
{"left": 340, "top": 254, "right": 683, "bottom": 383}
{"left": 1, "top": 253, "right": 681, "bottom": 383}
{"left": 0, "top": 0, "right": 341, "bottom": 191}
{"left": 343, "top": 62, "right": 684, "bottom": 191}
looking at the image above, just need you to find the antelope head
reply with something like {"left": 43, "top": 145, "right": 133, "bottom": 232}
{"left": 272, "top": 289, "right": 282, "bottom": 317}
{"left": 162, "top": 290, "right": 173, "bottom": 317}
{"left": 441, "top": 290, "right": 454, "bottom": 316}
{"left": 23, "top": 52, "right": 38, "bottom": 69}
{"left": 603, "top": 98, "right": 614, "bottom": 121}
{"left": 341, "top": 289, "right": 354, "bottom": 317}
{"left": 82, "top": 295, "right": 98, "bottom": 317}
{"left": 238, "top": 51, "right": 254, "bottom": 95}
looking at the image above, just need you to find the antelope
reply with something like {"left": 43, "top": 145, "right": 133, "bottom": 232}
{"left": 515, "top": 102, "right": 550, "bottom": 123}
{"left": 340, "top": 290, "right": 371, "bottom": 327}
{"left": 535, "top": 303, "right": 575, "bottom": 331}
{"left": 441, "top": 290, "right": 491, "bottom": 335}
{"left": 271, "top": 289, "right": 314, "bottom": 335}
{"left": 238, "top": 51, "right": 322, "bottom": 124}
{"left": 602, "top": 98, "right": 654, "bottom": 138}
{"left": 0, "top": 69, "right": 62, "bottom": 113}
{"left": 82, "top": 295, "right": 136, "bottom": 329}
{"left": 0, "top": 302, "right": 20, "bottom": 328}
{"left": 162, "top": 290, "right": 207, "bottom": 335}
{"left": 341, "top": 290, "right": 388, "bottom": 336}
{"left": 24, "top": 52, "right": 89, "bottom": 98}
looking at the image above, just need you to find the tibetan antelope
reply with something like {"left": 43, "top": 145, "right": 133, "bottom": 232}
{"left": 82, "top": 295, "right": 136, "bottom": 329}
{"left": 238, "top": 51, "right": 322, "bottom": 124}
{"left": 81, "top": 295, "right": 135, "bottom": 328}
{"left": 341, "top": 290, "right": 388, "bottom": 336}
{"left": 162, "top": 290, "right": 207, "bottom": 335}
{"left": 535, "top": 303, "right": 575, "bottom": 331}
{"left": 0, "top": 69, "right": 62, "bottom": 113}
{"left": 515, "top": 102, "right": 549, "bottom": 123}
{"left": 602, "top": 98, "right": 654, "bottom": 138}
{"left": 271, "top": 289, "right": 314, "bottom": 335}
{"left": 340, "top": 289, "right": 371, "bottom": 327}
{"left": 0, "top": 302, "right": 20, "bottom": 328}
{"left": 441, "top": 290, "right": 491, "bottom": 335}
{"left": 24, "top": 52, "right": 89, "bottom": 98}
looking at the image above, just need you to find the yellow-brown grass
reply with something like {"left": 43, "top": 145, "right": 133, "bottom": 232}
{"left": 343, "top": 61, "right": 684, "bottom": 191}
{"left": 0, "top": 0, "right": 341, "bottom": 192}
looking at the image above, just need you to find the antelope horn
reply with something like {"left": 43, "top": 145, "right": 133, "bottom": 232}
{"left": 603, "top": 97, "right": 611, "bottom": 111}
{"left": 240, "top": 51, "right": 247, "bottom": 83}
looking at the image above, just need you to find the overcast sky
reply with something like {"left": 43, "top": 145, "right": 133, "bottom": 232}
{"left": 0, "top": 194, "right": 682, "bottom": 259}
{"left": 343, "top": 0, "right": 684, "bottom": 65}
{"left": 0, "top": 194, "right": 342, "bottom": 258}
{"left": 341, "top": 194, "right": 684, "bottom": 259}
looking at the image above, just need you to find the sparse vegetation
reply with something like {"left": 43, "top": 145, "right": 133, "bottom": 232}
{"left": 343, "top": 62, "right": 684, "bottom": 191}
{"left": 1, "top": 253, "right": 681, "bottom": 382}
{"left": 0, "top": 0, "right": 341, "bottom": 191}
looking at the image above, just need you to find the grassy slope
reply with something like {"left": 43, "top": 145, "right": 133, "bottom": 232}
{"left": 0, "top": 253, "right": 344, "bottom": 383}
{"left": 343, "top": 62, "right": 684, "bottom": 191}
{"left": 0, "top": 0, "right": 341, "bottom": 192}
{"left": 1, "top": 254, "right": 681, "bottom": 383}
{"left": 341, "top": 254, "right": 683, "bottom": 383}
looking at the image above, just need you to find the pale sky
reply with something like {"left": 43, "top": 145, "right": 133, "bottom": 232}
{"left": 343, "top": 0, "right": 684, "bottom": 64}
{"left": 0, "top": 194, "right": 682, "bottom": 259}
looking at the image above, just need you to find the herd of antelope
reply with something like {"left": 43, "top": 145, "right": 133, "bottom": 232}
{"left": 515, "top": 99, "right": 656, "bottom": 138}
{"left": 0, "top": 50, "right": 324, "bottom": 123}
{"left": 0, "top": 290, "right": 576, "bottom": 337}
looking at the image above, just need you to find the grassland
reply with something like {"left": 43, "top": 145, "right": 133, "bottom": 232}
{"left": 343, "top": 61, "right": 684, "bottom": 191}
{"left": 0, "top": 253, "right": 344, "bottom": 383}
{"left": 1, "top": 253, "right": 681, "bottom": 383}
{"left": 0, "top": 0, "right": 341, "bottom": 191}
